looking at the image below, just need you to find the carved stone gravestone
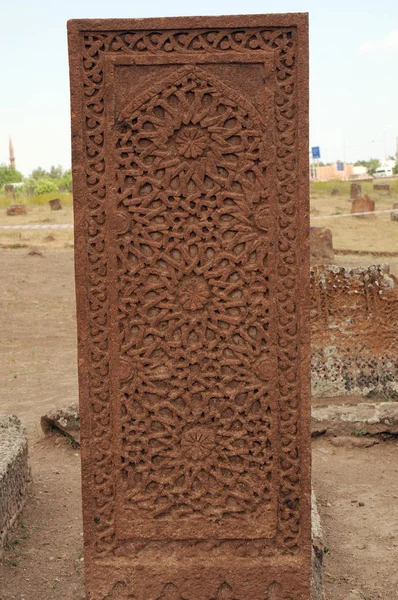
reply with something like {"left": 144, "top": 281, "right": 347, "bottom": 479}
{"left": 350, "top": 183, "right": 362, "bottom": 199}
{"left": 68, "top": 14, "right": 310, "bottom": 600}
{"left": 49, "top": 197, "right": 62, "bottom": 211}
{"left": 351, "top": 193, "right": 375, "bottom": 218}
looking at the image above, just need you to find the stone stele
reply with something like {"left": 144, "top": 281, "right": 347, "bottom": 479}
{"left": 68, "top": 14, "right": 310, "bottom": 600}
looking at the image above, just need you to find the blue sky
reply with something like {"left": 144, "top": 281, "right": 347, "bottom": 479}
{"left": 1, "top": 0, "right": 398, "bottom": 175}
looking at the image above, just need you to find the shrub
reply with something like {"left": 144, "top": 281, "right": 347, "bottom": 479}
{"left": 32, "top": 178, "right": 59, "bottom": 195}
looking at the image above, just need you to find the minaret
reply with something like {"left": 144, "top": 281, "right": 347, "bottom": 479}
{"left": 9, "top": 137, "right": 15, "bottom": 169}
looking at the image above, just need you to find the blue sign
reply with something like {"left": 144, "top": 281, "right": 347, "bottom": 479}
{"left": 311, "top": 146, "right": 321, "bottom": 159}
{"left": 337, "top": 161, "right": 344, "bottom": 171}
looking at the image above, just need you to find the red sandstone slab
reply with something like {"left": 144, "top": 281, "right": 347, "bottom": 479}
{"left": 68, "top": 14, "right": 310, "bottom": 600}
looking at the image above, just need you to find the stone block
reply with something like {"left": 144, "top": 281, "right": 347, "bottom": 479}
{"left": 311, "top": 491, "right": 325, "bottom": 600}
{"left": 310, "top": 227, "right": 334, "bottom": 264}
{"left": 350, "top": 183, "right": 362, "bottom": 199}
{"left": 311, "top": 264, "right": 398, "bottom": 398}
{"left": 49, "top": 197, "right": 62, "bottom": 211}
{"left": 6, "top": 204, "right": 26, "bottom": 216}
{"left": 68, "top": 14, "right": 311, "bottom": 600}
{"left": 351, "top": 193, "right": 375, "bottom": 218}
{"left": 373, "top": 183, "right": 390, "bottom": 194}
{"left": 41, "top": 403, "right": 80, "bottom": 444}
{"left": 4, "top": 184, "right": 15, "bottom": 198}
{"left": 0, "top": 416, "right": 31, "bottom": 556}
{"left": 312, "top": 402, "right": 398, "bottom": 437}
{"left": 391, "top": 202, "right": 398, "bottom": 221}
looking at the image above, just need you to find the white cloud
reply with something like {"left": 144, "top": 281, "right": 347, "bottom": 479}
{"left": 358, "top": 30, "right": 398, "bottom": 56}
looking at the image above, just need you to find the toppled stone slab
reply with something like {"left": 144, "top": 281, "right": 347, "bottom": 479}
{"left": 311, "top": 490, "right": 325, "bottom": 600}
{"left": 0, "top": 415, "right": 31, "bottom": 556}
{"left": 310, "top": 226, "right": 334, "bottom": 264}
{"left": 27, "top": 248, "right": 43, "bottom": 257}
{"left": 373, "top": 183, "right": 390, "bottom": 194}
{"left": 312, "top": 402, "right": 398, "bottom": 437}
{"left": 41, "top": 404, "right": 80, "bottom": 444}
{"left": 328, "top": 435, "right": 379, "bottom": 448}
{"left": 6, "top": 204, "right": 27, "bottom": 216}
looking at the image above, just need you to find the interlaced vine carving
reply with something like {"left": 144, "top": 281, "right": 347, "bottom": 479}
{"left": 101, "top": 579, "right": 293, "bottom": 600}
{"left": 80, "top": 25, "right": 300, "bottom": 557}
{"left": 115, "top": 67, "right": 275, "bottom": 522}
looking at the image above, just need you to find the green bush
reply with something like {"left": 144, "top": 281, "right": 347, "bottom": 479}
{"left": 32, "top": 178, "right": 59, "bottom": 195}
{"left": 0, "top": 164, "right": 24, "bottom": 188}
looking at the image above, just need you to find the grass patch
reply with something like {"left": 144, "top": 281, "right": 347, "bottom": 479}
{"left": 0, "top": 191, "right": 73, "bottom": 208}
{"left": 311, "top": 179, "right": 398, "bottom": 197}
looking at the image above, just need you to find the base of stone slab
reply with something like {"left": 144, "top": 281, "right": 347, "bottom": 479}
{"left": 0, "top": 415, "right": 31, "bottom": 556}
{"left": 41, "top": 403, "right": 80, "bottom": 444}
{"left": 312, "top": 402, "right": 398, "bottom": 437}
{"left": 311, "top": 490, "right": 326, "bottom": 600}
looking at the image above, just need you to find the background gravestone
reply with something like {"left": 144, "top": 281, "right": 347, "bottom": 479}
{"left": 351, "top": 193, "right": 375, "bottom": 218}
{"left": 49, "top": 197, "right": 62, "bottom": 211}
{"left": 350, "top": 183, "right": 362, "bottom": 199}
{"left": 310, "top": 227, "right": 334, "bottom": 264}
{"left": 68, "top": 14, "right": 310, "bottom": 600}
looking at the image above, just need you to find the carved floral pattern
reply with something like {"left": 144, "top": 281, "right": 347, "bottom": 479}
{"left": 101, "top": 579, "right": 294, "bottom": 600}
{"left": 79, "top": 24, "right": 302, "bottom": 558}
{"left": 180, "top": 426, "right": 216, "bottom": 460}
{"left": 175, "top": 126, "right": 209, "bottom": 159}
{"left": 115, "top": 68, "right": 275, "bottom": 521}
{"left": 177, "top": 276, "right": 210, "bottom": 311}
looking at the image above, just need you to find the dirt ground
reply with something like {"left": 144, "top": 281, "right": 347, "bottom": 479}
{"left": 1, "top": 248, "right": 398, "bottom": 600}
{"left": 310, "top": 182, "right": 398, "bottom": 254}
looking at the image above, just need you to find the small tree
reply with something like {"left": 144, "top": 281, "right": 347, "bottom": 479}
{"left": 49, "top": 165, "right": 64, "bottom": 180}
{"left": 33, "top": 178, "right": 59, "bottom": 195}
{"left": 59, "top": 169, "right": 72, "bottom": 191}
{"left": 354, "top": 158, "right": 381, "bottom": 176}
{"left": 0, "top": 164, "right": 24, "bottom": 187}
{"left": 30, "top": 167, "right": 48, "bottom": 180}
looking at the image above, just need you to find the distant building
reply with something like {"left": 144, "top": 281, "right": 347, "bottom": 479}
{"left": 313, "top": 163, "right": 371, "bottom": 182}
{"left": 9, "top": 137, "right": 15, "bottom": 169}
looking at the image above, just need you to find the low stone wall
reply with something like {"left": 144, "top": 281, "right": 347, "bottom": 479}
{"left": 311, "top": 265, "right": 398, "bottom": 398}
{"left": 0, "top": 416, "right": 31, "bottom": 556}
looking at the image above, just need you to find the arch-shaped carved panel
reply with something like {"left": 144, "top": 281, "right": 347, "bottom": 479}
{"left": 113, "top": 67, "right": 279, "bottom": 539}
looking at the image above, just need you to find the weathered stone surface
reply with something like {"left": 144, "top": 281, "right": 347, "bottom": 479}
{"left": 27, "top": 248, "right": 43, "bottom": 257}
{"left": 6, "top": 204, "right": 26, "bottom": 216}
{"left": 373, "top": 183, "right": 390, "bottom": 194}
{"left": 350, "top": 183, "right": 362, "bottom": 199}
{"left": 351, "top": 193, "right": 375, "bottom": 218}
{"left": 311, "top": 491, "right": 325, "bottom": 600}
{"left": 4, "top": 184, "right": 15, "bottom": 198}
{"left": 391, "top": 202, "right": 398, "bottom": 222}
{"left": 311, "top": 264, "right": 398, "bottom": 398}
{"left": 41, "top": 403, "right": 80, "bottom": 444}
{"left": 310, "top": 227, "right": 334, "bottom": 264}
{"left": 68, "top": 14, "right": 311, "bottom": 600}
{"left": 0, "top": 415, "right": 31, "bottom": 556}
{"left": 312, "top": 402, "right": 398, "bottom": 437}
{"left": 49, "top": 197, "right": 62, "bottom": 211}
